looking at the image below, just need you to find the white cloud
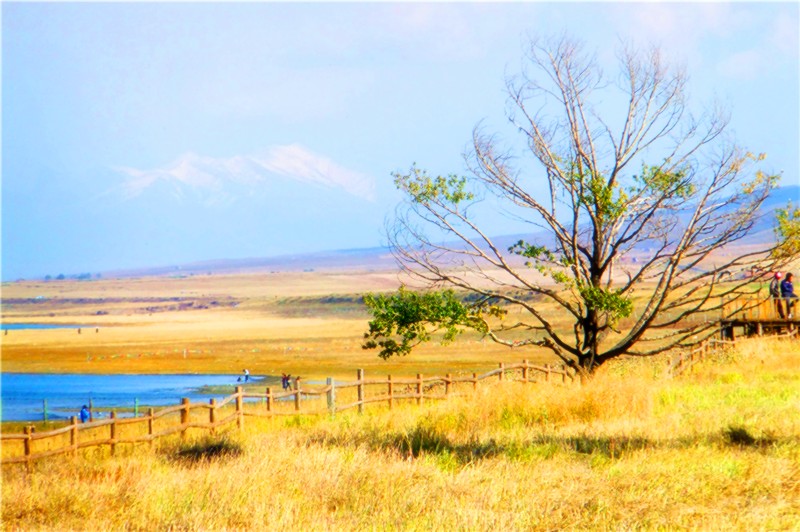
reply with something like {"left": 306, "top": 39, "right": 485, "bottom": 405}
{"left": 770, "top": 13, "right": 800, "bottom": 57}
{"left": 115, "top": 144, "right": 376, "bottom": 202}
{"left": 716, "top": 50, "right": 763, "bottom": 81}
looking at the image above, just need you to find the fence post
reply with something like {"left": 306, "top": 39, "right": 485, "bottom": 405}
{"left": 148, "top": 408, "right": 155, "bottom": 449}
{"left": 43, "top": 399, "right": 48, "bottom": 424}
{"left": 416, "top": 374, "right": 423, "bottom": 406}
{"left": 266, "top": 387, "right": 273, "bottom": 413}
{"left": 110, "top": 411, "right": 117, "bottom": 456}
{"left": 70, "top": 416, "right": 79, "bottom": 456}
{"left": 522, "top": 359, "right": 529, "bottom": 383}
{"left": 134, "top": 398, "right": 139, "bottom": 417}
{"left": 235, "top": 387, "right": 244, "bottom": 430}
{"left": 498, "top": 363, "right": 504, "bottom": 382}
{"left": 326, "top": 377, "right": 336, "bottom": 415}
{"left": 357, "top": 369, "right": 364, "bottom": 414}
{"left": 24, "top": 426, "right": 32, "bottom": 463}
{"left": 545, "top": 364, "right": 551, "bottom": 382}
{"left": 472, "top": 372, "right": 477, "bottom": 391}
{"left": 445, "top": 373, "right": 452, "bottom": 396}
{"left": 293, "top": 378, "right": 301, "bottom": 412}
{"left": 387, "top": 375, "right": 393, "bottom": 410}
{"left": 180, "top": 398, "right": 191, "bottom": 440}
{"left": 89, "top": 399, "right": 94, "bottom": 422}
{"left": 209, "top": 398, "right": 217, "bottom": 435}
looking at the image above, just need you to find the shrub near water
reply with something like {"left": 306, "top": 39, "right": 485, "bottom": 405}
{"left": 2, "top": 337, "right": 799, "bottom": 530}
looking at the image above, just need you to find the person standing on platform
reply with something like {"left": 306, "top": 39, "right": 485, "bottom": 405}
{"left": 781, "top": 272, "right": 797, "bottom": 319}
{"left": 770, "top": 272, "right": 785, "bottom": 318}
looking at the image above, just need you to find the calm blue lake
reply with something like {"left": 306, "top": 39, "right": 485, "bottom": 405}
{"left": 0, "top": 373, "right": 260, "bottom": 422}
{"left": 1, "top": 323, "right": 94, "bottom": 330}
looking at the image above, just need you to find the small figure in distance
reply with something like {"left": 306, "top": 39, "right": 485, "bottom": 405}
{"left": 80, "top": 405, "right": 90, "bottom": 423}
{"left": 770, "top": 272, "right": 785, "bottom": 319}
{"left": 243, "top": 369, "right": 250, "bottom": 383}
{"left": 781, "top": 272, "right": 797, "bottom": 319}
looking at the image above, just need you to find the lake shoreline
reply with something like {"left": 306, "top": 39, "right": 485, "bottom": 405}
{"left": 0, "top": 373, "right": 283, "bottom": 423}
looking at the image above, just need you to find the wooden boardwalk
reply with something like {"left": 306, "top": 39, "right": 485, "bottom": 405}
{"left": 721, "top": 297, "right": 798, "bottom": 340}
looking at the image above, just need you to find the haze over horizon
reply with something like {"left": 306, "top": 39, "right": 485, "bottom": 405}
{"left": 3, "top": 3, "right": 798, "bottom": 281}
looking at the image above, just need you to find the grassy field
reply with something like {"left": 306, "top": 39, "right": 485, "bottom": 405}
{"left": 0, "top": 271, "right": 562, "bottom": 379}
{"left": 2, "top": 336, "right": 799, "bottom": 529}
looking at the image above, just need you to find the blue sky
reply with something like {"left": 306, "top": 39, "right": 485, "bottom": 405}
{"left": 2, "top": 2, "right": 798, "bottom": 280}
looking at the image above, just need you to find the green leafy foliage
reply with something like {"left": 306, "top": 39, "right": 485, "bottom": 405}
{"left": 393, "top": 165, "right": 474, "bottom": 206}
{"left": 632, "top": 164, "right": 694, "bottom": 200}
{"left": 774, "top": 202, "right": 800, "bottom": 260}
{"left": 508, "top": 241, "right": 555, "bottom": 263}
{"left": 362, "top": 287, "right": 485, "bottom": 359}
{"left": 578, "top": 285, "right": 633, "bottom": 323}
{"left": 583, "top": 172, "right": 628, "bottom": 225}
{"left": 508, "top": 240, "right": 575, "bottom": 287}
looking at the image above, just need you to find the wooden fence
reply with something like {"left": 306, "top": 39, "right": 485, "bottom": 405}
{"left": 1, "top": 361, "right": 572, "bottom": 465}
{"left": 7, "top": 322, "right": 797, "bottom": 465}
{"left": 667, "top": 326, "right": 798, "bottom": 377}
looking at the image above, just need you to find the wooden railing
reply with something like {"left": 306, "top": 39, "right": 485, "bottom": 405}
{"left": 667, "top": 339, "right": 725, "bottom": 377}
{"left": 8, "top": 324, "right": 796, "bottom": 465}
{"left": 722, "top": 296, "right": 795, "bottom": 321}
{"left": 1, "top": 361, "right": 573, "bottom": 465}
{"left": 667, "top": 326, "right": 798, "bottom": 377}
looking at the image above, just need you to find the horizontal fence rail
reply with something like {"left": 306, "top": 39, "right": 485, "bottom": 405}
{"left": 1, "top": 361, "right": 574, "bottom": 465}
{"left": 667, "top": 326, "right": 798, "bottom": 377}
{"left": 721, "top": 296, "right": 800, "bottom": 340}
{"left": 723, "top": 296, "right": 800, "bottom": 322}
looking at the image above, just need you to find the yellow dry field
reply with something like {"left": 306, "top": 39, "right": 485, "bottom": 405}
{"left": 1, "top": 270, "right": 558, "bottom": 381}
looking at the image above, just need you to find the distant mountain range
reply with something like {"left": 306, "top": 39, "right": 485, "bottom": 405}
{"left": 100, "top": 184, "right": 798, "bottom": 279}
{"left": 103, "top": 246, "right": 398, "bottom": 278}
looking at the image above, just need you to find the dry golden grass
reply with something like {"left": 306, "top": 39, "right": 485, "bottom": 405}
{"left": 1, "top": 272, "right": 561, "bottom": 378}
{"left": 3, "top": 336, "right": 799, "bottom": 530}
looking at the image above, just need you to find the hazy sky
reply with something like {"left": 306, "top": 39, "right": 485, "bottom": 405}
{"left": 3, "top": 2, "right": 798, "bottom": 280}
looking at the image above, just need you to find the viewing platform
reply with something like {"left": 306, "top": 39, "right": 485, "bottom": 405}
{"left": 721, "top": 297, "right": 798, "bottom": 341}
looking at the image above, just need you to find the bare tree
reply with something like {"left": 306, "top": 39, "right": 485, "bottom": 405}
{"left": 363, "top": 36, "right": 798, "bottom": 378}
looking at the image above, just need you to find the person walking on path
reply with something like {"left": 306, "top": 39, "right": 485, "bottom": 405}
{"left": 79, "top": 405, "right": 90, "bottom": 423}
{"left": 243, "top": 369, "right": 250, "bottom": 383}
{"left": 781, "top": 272, "right": 797, "bottom": 319}
{"left": 770, "top": 272, "right": 785, "bottom": 318}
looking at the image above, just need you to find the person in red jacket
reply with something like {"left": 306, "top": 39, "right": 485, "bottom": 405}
{"left": 770, "top": 272, "right": 785, "bottom": 318}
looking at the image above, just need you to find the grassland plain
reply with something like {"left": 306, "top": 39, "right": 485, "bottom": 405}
{"left": 2, "top": 336, "right": 800, "bottom": 530}
{"left": 0, "top": 271, "right": 562, "bottom": 378}
{"left": 0, "top": 268, "right": 729, "bottom": 378}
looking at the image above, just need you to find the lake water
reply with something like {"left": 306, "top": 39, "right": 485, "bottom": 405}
{"left": 0, "top": 373, "right": 259, "bottom": 422}
{"left": 1, "top": 323, "right": 94, "bottom": 330}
